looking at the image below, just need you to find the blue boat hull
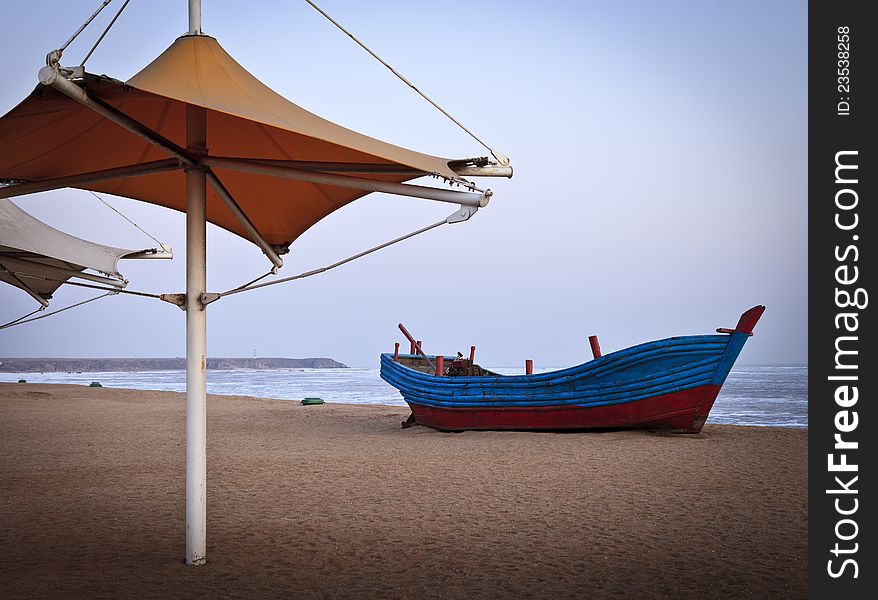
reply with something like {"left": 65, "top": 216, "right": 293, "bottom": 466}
{"left": 380, "top": 306, "right": 764, "bottom": 432}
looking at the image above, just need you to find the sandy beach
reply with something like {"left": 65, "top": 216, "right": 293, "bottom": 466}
{"left": 0, "top": 383, "right": 806, "bottom": 599}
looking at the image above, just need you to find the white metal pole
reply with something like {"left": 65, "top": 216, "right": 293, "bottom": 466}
{"left": 188, "top": 0, "right": 201, "bottom": 35}
{"left": 185, "top": 104, "right": 207, "bottom": 565}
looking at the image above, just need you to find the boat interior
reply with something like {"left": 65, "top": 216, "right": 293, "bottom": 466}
{"left": 395, "top": 355, "right": 501, "bottom": 377}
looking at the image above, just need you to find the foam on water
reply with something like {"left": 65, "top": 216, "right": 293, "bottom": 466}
{"left": 3, "top": 364, "right": 807, "bottom": 428}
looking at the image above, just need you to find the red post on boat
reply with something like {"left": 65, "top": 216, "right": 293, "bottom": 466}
{"left": 397, "top": 323, "right": 437, "bottom": 371}
{"left": 436, "top": 355, "right": 444, "bottom": 376}
{"left": 398, "top": 324, "right": 419, "bottom": 355}
{"left": 469, "top": 345, "right": 476, "bottom": 364}
{"left": 589, "top": 335, "right": 602, "bottom": 359}
{"left": 393, "top": 342, "right": 400, "bottom": 362}
{"left": 525, "top": 359, "right": 533, "bottom": 375}
{"left": 417, "top": 340, "right": 423, "bottom": 353}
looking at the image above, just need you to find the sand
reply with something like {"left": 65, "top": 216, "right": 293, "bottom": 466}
{"left": 0, "top": 383, "right": 807, "bottom": 599}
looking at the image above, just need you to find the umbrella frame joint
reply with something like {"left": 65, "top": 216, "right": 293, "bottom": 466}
{"left": 201, "top": 292, "right": 221, "bottom": 306}
{"left": 159, "top": 293, "right": 186, "bottom": 309}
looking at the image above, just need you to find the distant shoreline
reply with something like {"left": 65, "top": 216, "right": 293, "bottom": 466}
{"left": 0, "top": 357, "right": 348, "bottom": 373}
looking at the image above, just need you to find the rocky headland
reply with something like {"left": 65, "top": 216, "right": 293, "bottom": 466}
{"left": 0, "top": 357, "right": 347, "bottom": 372}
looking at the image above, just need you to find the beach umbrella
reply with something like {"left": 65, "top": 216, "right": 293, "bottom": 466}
{"left": 0, "top": 0, "right": 509, "bottom": 564}
{"left": 0, "top": 198, "right": 161, "bottom": 307}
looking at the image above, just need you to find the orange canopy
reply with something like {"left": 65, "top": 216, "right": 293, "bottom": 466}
{"left": 0, "top": 35, "right": 462, "bottom": 249}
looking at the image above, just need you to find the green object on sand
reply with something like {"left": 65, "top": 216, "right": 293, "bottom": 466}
{"left": 301, "top": 397, "right": 324, "bottom": 405}
{"left": 17, "top": 379, "right": 26, "bottom": 384}
{"left": 89, "top": 382, "right": 103, "bottom": 388}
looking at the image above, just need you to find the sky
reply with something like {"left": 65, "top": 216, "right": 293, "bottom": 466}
{"left": 0, "top": 0, "right": 806, "bottom": 367}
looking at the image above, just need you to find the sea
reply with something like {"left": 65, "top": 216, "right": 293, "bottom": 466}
{"left": 3, "top": 364, "right": 807, "bottom": 428}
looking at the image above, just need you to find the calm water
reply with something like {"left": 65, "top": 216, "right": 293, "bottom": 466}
{"left": 3, "top": 365, "right": 807, "bottom": 428}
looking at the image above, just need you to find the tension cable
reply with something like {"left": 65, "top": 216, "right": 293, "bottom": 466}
{"left": 89, "top": 191, "right": 170, "bottom": 251}
{"left": 81, "top": 0, "right": 133, "bottom": 67}
{"left": 305, "top": 0, "right": 510, "bottom": 167}
{"left": 55, "top": 1, "right": 113, "bottom": 56}
{"left": 212, "top": 212, "right": 458, "bottom": 302}
{"left": 0, "top": 292, "right": 116, "bottom": 331}
{"left": 0, "top": 306, "right": 44, "bottom": 330}
{"left": 50, "top": 0, "right": 134, "bottom": 70}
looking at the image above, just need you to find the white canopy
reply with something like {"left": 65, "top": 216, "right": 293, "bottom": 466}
{"left": 0, "top": 198, "right": 146, "bottom": 306}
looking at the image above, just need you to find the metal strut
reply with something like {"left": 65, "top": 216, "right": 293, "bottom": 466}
{"left": 1, "top": 269, "right": 162, "bottom": 300}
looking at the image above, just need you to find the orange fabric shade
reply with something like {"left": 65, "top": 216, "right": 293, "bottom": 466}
{"left": 0, "top": 35, "right": 459, "bottom": 248}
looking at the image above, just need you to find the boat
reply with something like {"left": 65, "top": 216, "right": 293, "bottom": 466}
{"left": 380, "top": 305, "right": 765, "bottom": 433}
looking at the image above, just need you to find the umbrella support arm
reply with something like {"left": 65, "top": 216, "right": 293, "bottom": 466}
{"left": 202, "top": 156, "right": 491, "bottom": 208}
{"left": 0, "top": 260, "right": 49, "bottom": 307}
{"left": 451, "top": 165, "right": 513, "bottom": 178}
{"left": 0, "top": 255, "right": 127, "bottom": 288}
{"left": 206, "top": 156, "right": 513, "bottom": 179}
{"left": 205, "top": 171, "right": 283, "bottom": 269}
{"left": 38, "top": 66, "right": 196, "bottom": 165}
{"left": 0, "top": 159, "right": 181, "bottom": 200}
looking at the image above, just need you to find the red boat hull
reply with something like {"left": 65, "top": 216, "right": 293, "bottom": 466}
{"left": 407, "top": 384, "right": 722, "bottom": 433}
